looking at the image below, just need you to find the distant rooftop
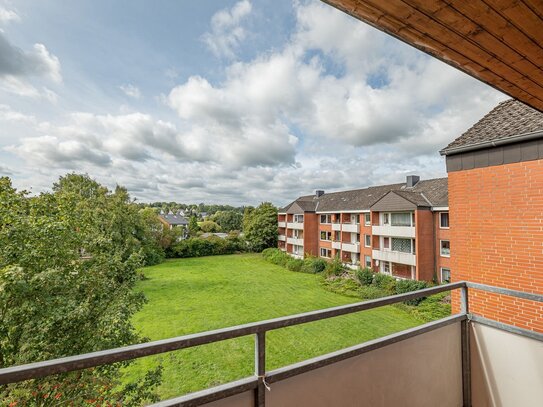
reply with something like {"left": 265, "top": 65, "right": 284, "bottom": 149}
{"left": 280, "top": 177, "right": 448, "bottom": 213}
{"left": 441, "top": 99, "right": 543, "bottom": 155}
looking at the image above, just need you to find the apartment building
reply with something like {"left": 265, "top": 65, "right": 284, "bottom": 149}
{"left": 278, "top": 177, "right": 450, "bottom": 283}
{"left": 441, "top": 99, "right": 543, "bottom": 333}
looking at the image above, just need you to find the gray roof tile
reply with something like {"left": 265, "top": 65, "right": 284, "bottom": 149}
{"left": 441, "top": 99, "right": 543, "bottom": 154}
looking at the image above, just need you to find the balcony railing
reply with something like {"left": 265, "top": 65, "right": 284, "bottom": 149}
{"left": 331, "top": 241, "right": 341, "bottom": 250}
{"left": 372, "top": 225, "right": 415, "bottom": 238}
{"left": 331, "top": 223, "right": 341, "bottom": 231}
{"left": 1, "top": 282, "right": 542, "bottom": 407}
{"left": 278, "top": 221, "right": 286, "bottom": 228}
{"left": 342, "top": 242, "right": 360, "bottom": 253}
{"left": 372, "top": 249, "right": 416, "bottom": 266}
{"left": 286, "top": 237, "right": 303, "bottom": 246}
{"left": 286, "top": 222, "right": 303, "bottom": 230}
{"left": 342, "top": 223, "right": 360, "bottom": 233}
{"left": 278, "top": 235, "right": 286, "bottom": 242}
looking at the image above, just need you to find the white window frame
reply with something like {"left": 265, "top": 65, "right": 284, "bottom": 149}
{"left": 320, "top": 231, "right": 332, "bottom": 241}
{"left": 440, "top": 267, "right": 451, "bottom": 283}
{"left": 364, "top": 213, "right": 371, "bottom": 226}
{"left": 439, "top": 212, "right": 450, "bottom": 229}
{"left": 365, "top": 255, "right": 372, "bottom": 268}
{"left": 320, "top": 214, "right": 332, "bottom": 224}
{"left": 364, "top": 234, "right": 371, "bottom": 247}
{"left": 440, "top": 240, "right": 451, "bottom": 257}
{"left": 294, "top": 214, "right": 304, "bottom": 223}
{"left": 320, "top": 248, "right": 331, "bottom": 258}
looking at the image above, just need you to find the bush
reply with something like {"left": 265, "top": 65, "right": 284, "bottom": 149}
{"left": 324, "top": 255, "right": 345, "bottom": 277}
{"left": 371, "top": 273, "right": 397, "bottom": 294}
{"left": 395, "top": 279, "right": 430, "bottom": 305}
{"left": 172, "top": 236, "right": 246, "bottom": 258}
{"left": 301, "top": 256, "right": 327, "bottom": 274}
{"left": 286, "top": 258, "right": 304, "bottom": 272}
{"left": 355, "top": 267, "right": 374, "bottom": 286}
{"left": 262, "top": 248, "right": 290, "bottom": 266}
{"left": 358, "top": 286, "right": 387, "bottom": 300}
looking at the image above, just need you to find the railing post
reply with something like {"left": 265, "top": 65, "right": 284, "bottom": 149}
{"left": 460, "top": 285, "right": 471, "bottom": 407}
{"left": 254, "top": 332, "right": 266, "bottom": 407}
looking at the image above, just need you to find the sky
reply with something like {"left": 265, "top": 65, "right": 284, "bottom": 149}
{"left": 0, "top": 0, "right": 507, "bottom": 206}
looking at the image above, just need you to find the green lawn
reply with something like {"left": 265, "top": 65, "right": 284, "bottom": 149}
{"left": 124, "top": 253, "right": 421, "bottom": 399}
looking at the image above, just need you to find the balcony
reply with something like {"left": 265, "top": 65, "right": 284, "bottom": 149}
{"left": 278, "top": 221, "right": 286, "bottom": 228}
{"left": 287, "top": 222, "right": 303, "bottom": 230}
{"left": 341, "top": 242, "right": 359, "bottom": 253}
{"left": 372, "top": 225, "right": 415, "bottom": 238}
{"left": 5, "top": 282, "right": 541, "bottom": 406}
{"left": 331, "top": 223, "right": 341, "bottom": 231}
{"left": 372, "top": 249, "right": 416, "bottom": 266}
{"left": 342, "top": 223, "right": 359, "bottom": 233}
{"left": 287, "top": 237, "right": 303, "bottom": 246}
{"left": 278, "top": 235, "right": 286, "bottom": 242}
{"left": 332, "top": 241, "right": 341, "bottom": 250}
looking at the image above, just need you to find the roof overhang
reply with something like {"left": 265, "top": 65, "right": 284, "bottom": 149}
{"left": 322, "top": 0, "right": 543, "bottom": 112}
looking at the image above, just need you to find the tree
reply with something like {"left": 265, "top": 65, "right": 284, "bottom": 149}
{"left": 243, "top": 202, "right": 278, "bottom": 252}
{"left": 188, "top": 215, "right": 200, "bottom": 236}
{"left": 211, "top": 210, "right": 243, "bottom": 232}
{"left": 0, "top": 175, "right": 162, "bottom": 405}
{"left": 200, "top": 220, "right": 221, "bottom": 233}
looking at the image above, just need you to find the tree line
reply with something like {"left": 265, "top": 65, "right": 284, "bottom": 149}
{"left": 0, "top": 173, "right": 278, "bottom": 404}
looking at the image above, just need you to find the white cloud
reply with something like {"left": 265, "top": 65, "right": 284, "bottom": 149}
{"left": 0, "top": 104, "right": 35, "bottom": 122}
{"left": 0, "top": 7, "right": 20, "bottom": 24}
{"left": 202, "top": 0, "right": 252, "bottom": 59}
{"left": 119, "top": 83, "right": 141, "bottom": 99}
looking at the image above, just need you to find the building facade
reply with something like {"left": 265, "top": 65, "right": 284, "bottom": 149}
{"left": 278, "top": 177, "right": 450, "bottom": 283}
{"left": 441, "top": 99, "right": 543, "bottom": 332}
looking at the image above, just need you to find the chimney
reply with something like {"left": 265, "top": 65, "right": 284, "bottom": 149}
{"left": 315, "top": 190, "right": 325, "bottom": 198}
{"left": 406, "top": 175, "right": 420, "bottom": 188}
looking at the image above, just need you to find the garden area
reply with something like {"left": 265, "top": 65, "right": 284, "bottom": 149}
{"left": 125, "top": 253, "right": 432, "bottom": 400}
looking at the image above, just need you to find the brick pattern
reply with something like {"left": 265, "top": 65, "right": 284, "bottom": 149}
{"left": 449, "top": 159, "right": 543, "bottom": 332}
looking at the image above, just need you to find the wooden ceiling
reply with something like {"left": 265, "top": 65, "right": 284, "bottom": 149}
{"left": 322, "top": 0, "right": 543, "bottom": 112}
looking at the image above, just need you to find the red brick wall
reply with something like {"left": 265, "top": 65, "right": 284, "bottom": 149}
{"left": 449, "top": 160, "right": 543, "bottom": 332}
{"left": 415, "top": 210, "right": 434, "bottom": 281}
{"left": 303, "top": 213, "right": 319, "bottom": 257}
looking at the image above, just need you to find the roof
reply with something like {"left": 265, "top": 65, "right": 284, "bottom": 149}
{"left": 441, "top": 99, "right": 543, "bottom": 155}
{"left": 280, "top": 177, "right": 448, "bottom": 213}
{"left": 159, "top": 213, "right": 188, "bottom": 226}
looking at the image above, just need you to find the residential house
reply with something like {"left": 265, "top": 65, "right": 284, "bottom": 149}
{"left": 158, "top": 210, "right": 189, "bottom": 239}
{"left": 279, "top": 176, "right": 450, "bottom": 282}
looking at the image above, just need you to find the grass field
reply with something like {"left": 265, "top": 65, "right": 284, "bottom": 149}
{"left": 124, "top": 253, "right": 422, "bottom": 399}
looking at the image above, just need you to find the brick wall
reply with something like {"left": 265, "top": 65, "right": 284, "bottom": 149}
{"left": 415, "top": 209, "right": 434, "bottom": 281}
{"left": 303, "top": 213, "right": 319, "bottom": 257}
{"left": 449, "top": 159, "right": 543, "bottom": 332}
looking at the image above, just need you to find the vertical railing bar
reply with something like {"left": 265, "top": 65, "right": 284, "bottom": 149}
{"left": 460, "top": 285, "right": 471, "bottom": 407}
{"left": 254, "top": 332, "right": 266, "bottom": 407}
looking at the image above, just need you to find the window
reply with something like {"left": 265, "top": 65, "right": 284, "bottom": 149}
{"left": 441, "top": 268, "right": 451, "bottom": 283}
{"left": 293, "top": 245, "right": 303, "bottom": 255}
{"left": 392, "top": 238, "right": 413, "bottom": 253}
{"left": 365, "top": 255, "right": 372, "bottom": 268}
{"left": 320, "top": 248, "right": 331, "bottom": 258}
{"left": 364, "top": 234, "right": 371, "bottom": 247}
{"left": 383, "top": 213, "right": 389, "bottom": 225}
{"left": 351, "top": 214, "right": 360, "bottom": 224}
{"left": 294, "top": 214, "right": 304, "bottom": 223}
{"left": 320, "top": 214, "right": 332, "bottom": 224}
{"left": 440, "top": 240, "right": 450, "bottom": 257}
{"left": 440, "top": 212, "right": 449, "bottom": 228}
{"left": 334, "top": 231, "right": 340, "bottom": 241}
{"left": 391, "top": 212, "right": 412, "bottom": 226}
{"left": 383, "top": 237, "right": 390, "bottom": 249}
{"left": 364, "top": 213, "right": 371, "bottom": 226}
{"left": 382, "top": 262, "right": 391, "bottom": 275}
{"left": 320, "top": 231, "right": 332, "bottom": 241}
{"left": 293, "top": 230, "right": 303, "bottom": 239}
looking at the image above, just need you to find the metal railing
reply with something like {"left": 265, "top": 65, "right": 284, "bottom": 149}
{"left": 1, "top": 281, "right": 542, "bottom": 407}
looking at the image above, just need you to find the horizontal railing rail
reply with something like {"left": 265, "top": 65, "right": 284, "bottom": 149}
{"left": 1, "top": 280, "right": 542, "bottom": 406}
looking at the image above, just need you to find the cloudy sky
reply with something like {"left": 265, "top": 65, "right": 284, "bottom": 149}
{"left": 0, "top": 0, "right": 506, "bottom": 206}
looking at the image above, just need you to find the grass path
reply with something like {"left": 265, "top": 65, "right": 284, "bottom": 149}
{"left": 124, "top": 254, "right": 421, "bottom": 399}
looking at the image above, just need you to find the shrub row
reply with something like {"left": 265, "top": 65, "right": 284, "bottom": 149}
{"left": 262, "top": 248, "right": 327, "bottom": 274}
{"left": 355, "top": 267, "right": 430, "bottom": 305}
{"left": 172, "top": 236, "right": 246, "bottom": 258}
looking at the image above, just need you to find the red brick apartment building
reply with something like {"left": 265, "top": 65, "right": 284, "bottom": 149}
{"left": 441, "top": 99, "right": 543, "bottom": 332}
{"left": 278, "top": 177, "right": 451, "bottom": 283}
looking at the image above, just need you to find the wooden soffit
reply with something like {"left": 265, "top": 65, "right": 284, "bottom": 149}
{"left": 322, "top": 0, "right": 543, "bottom": 112}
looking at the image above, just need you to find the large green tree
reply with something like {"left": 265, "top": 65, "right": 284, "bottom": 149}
{"left": 243, "top": 203, "right": 278, "bottom": 252}
{"left": 0, "top": 174, "right": 162, "bottom": 406}
{"left": 211, "top": 210, "right": 243, "bottom": 232}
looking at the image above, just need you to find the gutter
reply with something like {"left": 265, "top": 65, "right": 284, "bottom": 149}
{"left": 440, "top": 129, "right": 543, "bottom": 156}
